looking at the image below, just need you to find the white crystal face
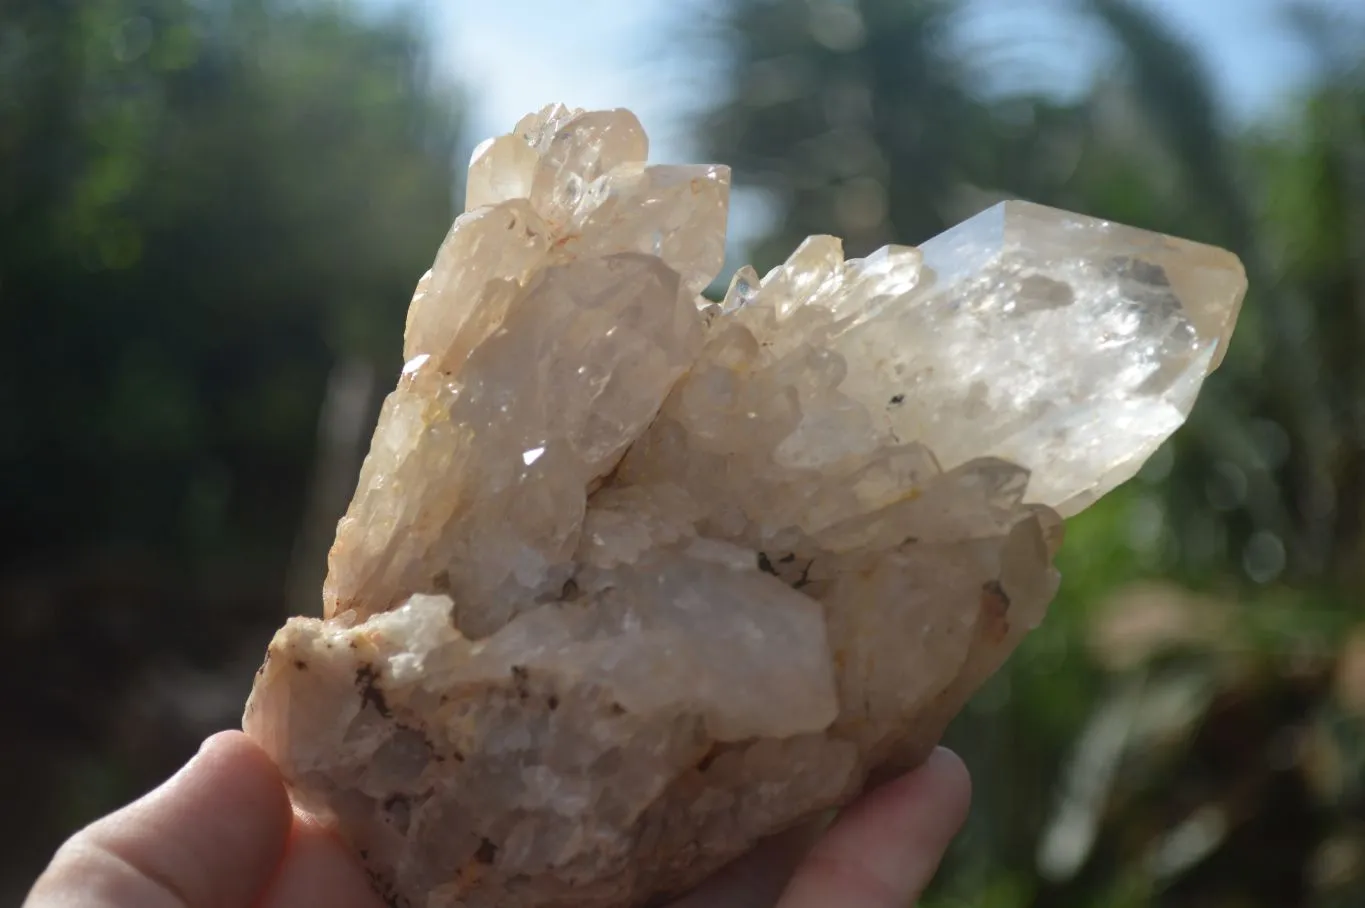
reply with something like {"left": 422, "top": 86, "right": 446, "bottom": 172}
{"left": 327, "top": 108, "right": 729, "bottom": 628}
{"left": 244, "top": 105, "right": 1245, "bottom": 908}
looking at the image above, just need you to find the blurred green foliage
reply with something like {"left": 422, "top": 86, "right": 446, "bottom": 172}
{"left": 703, "top": 0, "right": 1365, "bottom": 905}
{"left": 0, "top": 0, "right": 458, "bottom": 892}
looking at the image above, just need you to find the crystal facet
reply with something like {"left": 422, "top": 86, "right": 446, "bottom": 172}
{"left": 243, "top": 105, "right": 1245, "bottom": 908}
{"left": 895, "top": 200, "right": 1243, "bottom": 514}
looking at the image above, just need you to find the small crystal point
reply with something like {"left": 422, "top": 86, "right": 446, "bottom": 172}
{"left": 246, "top": 109, "right": 1243, "bottom": 908}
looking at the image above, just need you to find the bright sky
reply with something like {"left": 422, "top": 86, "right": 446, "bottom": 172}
{"left": 422, "top": 0, "right": 722, "bottom": 165}
{"left": 356, "top": 0, "right": 1359, "bottom": 254}
{"left": 365, "top": 0, "right": 1358, "bottom": 148}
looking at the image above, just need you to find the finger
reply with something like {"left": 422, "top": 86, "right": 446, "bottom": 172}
{"left": 663, "top": 814, "right": 832, "bottom": 908}
{"left": 26, "top": 731, "right": 292, "bottom": 908}
{"left": 776, "top": 747, "right": 971, "bottom": 908}
{"left": 258, "top": 811, "right": 387, "bottom": 908}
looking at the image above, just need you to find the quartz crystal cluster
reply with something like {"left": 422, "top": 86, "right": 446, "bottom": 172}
{"left": 243, "top": 105, "right": 1246, "bottom": 908}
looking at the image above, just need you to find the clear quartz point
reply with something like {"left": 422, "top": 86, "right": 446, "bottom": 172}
{"left": 831, "top": 200, "right": 1245, "bottom": 515}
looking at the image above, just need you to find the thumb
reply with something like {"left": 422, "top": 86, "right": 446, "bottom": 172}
{"left": 25, "top": 731, "right": 293, "bottom": 908}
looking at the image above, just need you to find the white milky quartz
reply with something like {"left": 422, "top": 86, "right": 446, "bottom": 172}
{"left": 242, "top": 104, "right": 1245, "bottom": 908}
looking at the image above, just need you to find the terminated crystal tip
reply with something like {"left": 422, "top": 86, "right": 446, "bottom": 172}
{"left": 243, "top": 107, "right": 1244, "bottom": 908}
{"left": 850, "top": 199, "right": 1247, "bottom": 515}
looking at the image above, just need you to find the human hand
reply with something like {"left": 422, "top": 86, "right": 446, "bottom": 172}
{"left": 25, "top": 731, "right": 969, "bottom": 908}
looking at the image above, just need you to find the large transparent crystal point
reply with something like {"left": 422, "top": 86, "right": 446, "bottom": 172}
{"left": 837, "top": 200, "right": 1246, "bottom": 516}
{"left": 243, "top": 107, "right": 1244, "bottom": 908}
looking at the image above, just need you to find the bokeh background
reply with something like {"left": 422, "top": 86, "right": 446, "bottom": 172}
{"left": 4, "top": 0, "right": 1365, "bottom": 904}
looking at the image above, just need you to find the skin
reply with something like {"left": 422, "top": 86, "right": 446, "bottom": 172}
{"left": 24, "top": 731, "right": 970, "bottom": 908}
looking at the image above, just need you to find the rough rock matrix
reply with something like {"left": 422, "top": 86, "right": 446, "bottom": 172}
{"left": 243, "top": 105, "right": 1246, "bottom": 908}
